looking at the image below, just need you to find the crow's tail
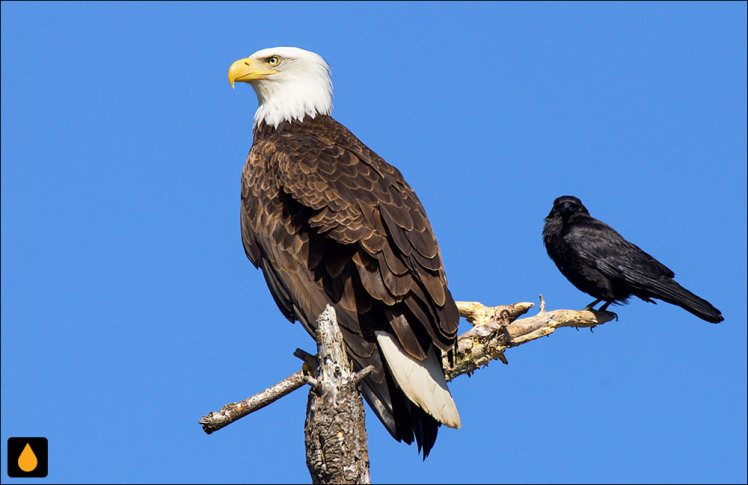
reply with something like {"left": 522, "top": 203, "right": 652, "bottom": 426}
{"left": 645, "top": 278, "right": 723, "bottom": 323}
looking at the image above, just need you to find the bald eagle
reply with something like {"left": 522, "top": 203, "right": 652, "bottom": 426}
{"left": 228, "top": 47, "right": 460, "bottom": 456}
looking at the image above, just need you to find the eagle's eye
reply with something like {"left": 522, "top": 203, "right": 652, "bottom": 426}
{"left": 267, "top": 56, "right": 281, "bottom": 67}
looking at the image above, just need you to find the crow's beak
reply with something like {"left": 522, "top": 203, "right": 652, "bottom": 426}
{"left": 559, "top": 202, "right": 574, "bottom": 216}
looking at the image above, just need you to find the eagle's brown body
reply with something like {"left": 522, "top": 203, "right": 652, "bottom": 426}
{"left": 241, "top": 114, "right": 459, "bottom": 454}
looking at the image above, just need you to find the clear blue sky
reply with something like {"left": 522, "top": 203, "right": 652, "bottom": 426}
{"left": 2, "top": 2, "right": 746, "bottom": 483}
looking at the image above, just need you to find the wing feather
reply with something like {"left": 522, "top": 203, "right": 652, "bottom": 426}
{"left": 241, "top": 116, "right": 459, "bottom": 455}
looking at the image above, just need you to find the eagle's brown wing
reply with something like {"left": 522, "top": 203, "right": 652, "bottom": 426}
{"left": 240, "top": 118, "right": 458, "bottom": 453}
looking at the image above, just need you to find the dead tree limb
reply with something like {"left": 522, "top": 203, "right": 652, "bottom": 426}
{"left": 199, "top": 296, "right": 615, "bottom": 448}
{"left": 446, "top": 296, "right": 615, "bottom": 380}
{"left": 200, "top": 370, "right": 307, "bottom": 434}
{"left": 304, "top": 305, "right": 371, "bottom": 484}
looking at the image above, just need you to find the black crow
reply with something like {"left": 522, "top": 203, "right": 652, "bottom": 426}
{"left": 543, "top": 195, "right": 723, "bottom": 323}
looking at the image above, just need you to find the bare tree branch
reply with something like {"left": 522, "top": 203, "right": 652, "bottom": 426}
{"left": 199, "top": 297, "right": 615, "bottom": 433}
{"left": 304, "top": 305, "right": 370, "bottom": 484}
{"left": 199, "top": 370, "right": 307, "bottom": 434}
{"left": 446, "top": 296, "right": 616, "bottom": 381}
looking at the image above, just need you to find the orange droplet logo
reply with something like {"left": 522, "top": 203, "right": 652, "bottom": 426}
{"left": 18, "top": 443, "right": 38, "bottom": 472}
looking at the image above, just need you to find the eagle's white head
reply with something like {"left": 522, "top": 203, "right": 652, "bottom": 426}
{"left": 228, "top": 47, "right": 333, "bottom": 128}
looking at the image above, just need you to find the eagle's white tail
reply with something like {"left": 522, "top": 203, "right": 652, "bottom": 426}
{"left": 375, "top": 331, "right": 461, "bottom": 429}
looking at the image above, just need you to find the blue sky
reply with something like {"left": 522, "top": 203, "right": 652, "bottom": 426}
{"left": 1, "top": 2, "right": 746, "bottom": 483}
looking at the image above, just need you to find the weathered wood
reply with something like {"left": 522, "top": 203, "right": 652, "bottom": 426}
{"left": 446, "top": 297, "right": 615, "bottom": 380}
{"left": 200, "top": 298, "right": 614, "bottom": 434}
{"left": 199, "top": 370, "right": 307, "bottom": 434}
{"left": 304, "top": 305, "right": 371, "bottom": 484}
{"left": 200, "top": 297, "right": 615, "bottom": 485}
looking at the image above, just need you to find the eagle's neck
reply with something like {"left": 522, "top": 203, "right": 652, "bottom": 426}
{"left": 251, "top": 74, "right": 332, "bottom": 129}
{"left": 252, "top": 114, "right": 334, "bottom": 140}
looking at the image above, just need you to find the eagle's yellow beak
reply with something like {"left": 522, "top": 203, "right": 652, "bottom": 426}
{"left": 228, "top": 57, "right": 278, "bottom": 88}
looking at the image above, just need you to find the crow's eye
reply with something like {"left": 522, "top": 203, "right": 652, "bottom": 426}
{"left": 267, "top": 56, "right": 281, "bottom": 67}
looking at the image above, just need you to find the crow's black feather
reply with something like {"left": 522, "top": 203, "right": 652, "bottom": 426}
{"left": 543, "top": 195, "right": 723, "bottom": 323}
